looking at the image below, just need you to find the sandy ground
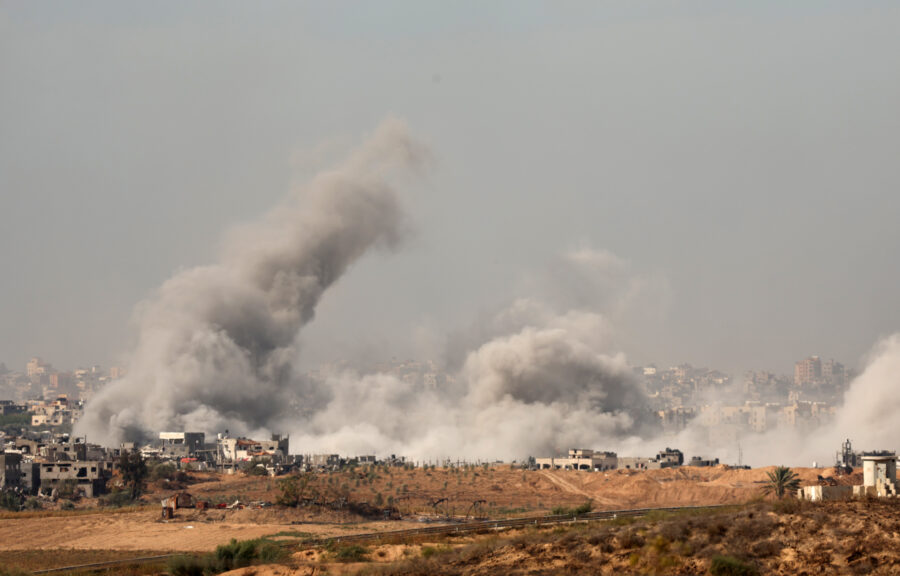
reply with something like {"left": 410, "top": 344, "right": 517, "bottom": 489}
{"left": 0, "top": 466, "right": 857, "bottom": 553}
{"left": 0, "top": 509, "right": 423, "bottom": 552}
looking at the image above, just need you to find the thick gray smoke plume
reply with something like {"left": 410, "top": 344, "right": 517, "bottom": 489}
{"left": 76, "top": 118, "right": 426, "bottom": 445}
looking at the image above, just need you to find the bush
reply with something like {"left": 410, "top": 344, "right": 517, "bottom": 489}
{"left": 276, "top": 474, "right": 313, "bottom": 507}
{"left": 60, "top": 500, "right": 75, "bottom": 510}
{"left": 709, "top": 555, "right": 759, "bottom": 576}
{"left": 748, "top": 539, "right": 782, "bottom": 558}
{"left": 167, "top": 555, "right": 205, "bottom": 576}
{"left": 0, "top": 490, "right": 22, "bottom": 511}
{"left": 257, "top": 541, "right": 285, "bottom": 563}
{"left": 618, "top": 530, "right": 645, "bottom": 549}
{"left": 56, "top": 479, "right": 79, "bottom": 500}
{"left": 551, "top": 500, "right": 593, "bottom": 516}
{"left": 99, "top": 490, "right": 134, "bottom": 508}
{"left": 167, "top": 539, "right": 284, "bottom": 576}
{"left": 216, "top": 538, "right": 259, "bottom": 569}
{"left": 421, "top": 545, "right": 451, "bottom": 558}
{"left": 573, "top": 500, "right": 594, "bottom": 515}
{"left": 772, "top": 497, "right": 802, "bottom": 515}
{"left": 149, "top": 462, "right": 189, "bottom": 483}
{"left": 657, "top": 518, "right": 690, "bottom": 542}
{"left": 334, "top": 544, "right": 369, "bottom": 562}
{"left": 213, "top": 537, "right": 285, "bottom": 571}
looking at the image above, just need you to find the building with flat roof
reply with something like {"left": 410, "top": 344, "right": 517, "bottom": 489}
{"left": 159, "top": 432, "right": 205, "bottom": 456}
{"left": 536, "top": 449, "right": 618, "bottom": 471}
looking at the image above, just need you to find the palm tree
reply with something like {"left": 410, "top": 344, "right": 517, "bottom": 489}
{"left": 763, "top": 466, "right": 801, "bottom": 499}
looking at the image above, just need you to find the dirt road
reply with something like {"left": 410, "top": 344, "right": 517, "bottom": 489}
{"left": 0, "top": 510, "right": 419, "bottom": 552}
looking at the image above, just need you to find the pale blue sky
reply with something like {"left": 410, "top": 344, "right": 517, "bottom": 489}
{"left": 2, "top": 1, "right": 899, "bottom": 375}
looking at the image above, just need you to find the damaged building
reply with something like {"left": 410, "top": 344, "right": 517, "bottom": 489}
{"left": 535, "top": 449, "right": 618, "bottom": 471}
{"left": 2, "top": 433, "right": 116, "bottom": 498}
{"left": 535, "top": 448, "right": 687, "bottom": 471}
{"left": 0, "top": 452, "right": 23, "bottom": 490}
{"left": 158, "top": 432, "right": 206, "bottom": 458}
{"left": 216, "top": 433, "right": 289, "bottom": 465}
{"left": 39, "top": 460, "right": 113, "bottom": 498}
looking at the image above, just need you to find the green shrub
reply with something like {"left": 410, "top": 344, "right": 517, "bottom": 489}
{"left": 551, "top": 500, "right": 593, "bottom": 516}
{"left": 150, "top": 462, "right": 177, "bottom": 481}
{"left": 772, "top": 497, "right": 802, "bottom": 515}
{"left": 257, "top": 541, "right": 285, "bottom": 563}
{"left": 166, "top": 555, "right": 205, "bottom": 576}
{"left": 618, "top": 530, "right": 645, "bottom": 549}
{"left": 216, "top": 538, "right": 258, "bottom": 569}
{"left": 709, "top": 555, "right": 759, "bottom": 576}
{"left": 573, "top": 500, "right": 593, "bottom": 515}
{"left": 334, "top": 544, "right": 369, "bottom": 562}
{"left": 0, "top": 490, "right": 22, "bottom": 511}
{"left": 99, "top": 490, "right": 134, "bottom": 508}
{"left": 56, "top": 479, "right": 79, "bottom": 500}
{"left": 420, "top": 544, "right": 451, "bottom": 558}
{"left": 210, "top": 537, "right": 285, "bottom": 572}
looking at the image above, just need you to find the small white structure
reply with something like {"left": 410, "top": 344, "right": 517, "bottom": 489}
{"left": 853, "top": 452, "right": 898, "bottom": 497}
{"left": 798, "top": 485, "right": 852, "bottom": 501}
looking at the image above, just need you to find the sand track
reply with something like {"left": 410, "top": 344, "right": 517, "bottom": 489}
{"left": 0, "top": 510, "right": 419, "bottom": 552}
{"left": 539, "top": 470, "right": 591, "bottom": 498}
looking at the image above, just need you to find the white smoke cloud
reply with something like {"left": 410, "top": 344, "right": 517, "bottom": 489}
{"left": 289, "top": 312, "right": 652, "bottom": 461}
{"left": 287, "top": 251, "right": 661, "bottom": 461}
{"left": 832, "top": 334, "right": 900, "bottom": 448}
{"left": 75, "top": 118, "right": 427, "bottom": 445}
{"left": 75, "top": 116, "right": 900, "bottom": 468}
{"left": 637, "top": 334, "right": 900, "bottom": 468}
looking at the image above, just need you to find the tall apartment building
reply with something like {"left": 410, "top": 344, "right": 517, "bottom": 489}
{"left": 822, "top": 359, "right": 846, "bottom": 388}
{"left": 26, "top": 357, "right": 49, "bottom": 379}
{"left": 794, "top": 356, "right": 822, "bottom": 386}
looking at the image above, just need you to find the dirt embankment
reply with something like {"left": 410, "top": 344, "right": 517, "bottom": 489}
{"left": 0, "top": 465, "right": 857, "bottom": 554}
{"left": 218, "top": 498, "right": 900, "bottom": 575}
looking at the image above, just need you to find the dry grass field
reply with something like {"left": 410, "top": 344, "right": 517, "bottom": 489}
{"left": 216, "top": 498, "right": 900, "bottom": 576}
{"left": 0, "top": 465, "right": 860, "bottom": 572}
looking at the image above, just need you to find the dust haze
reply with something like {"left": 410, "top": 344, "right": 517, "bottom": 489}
{"left": 77, "top": 120, "right": 900, "bottom": 466}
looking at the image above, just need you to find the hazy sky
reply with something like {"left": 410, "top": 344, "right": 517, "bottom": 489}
{"left": 2, "top": 1, "right": 899, "bottom": 376}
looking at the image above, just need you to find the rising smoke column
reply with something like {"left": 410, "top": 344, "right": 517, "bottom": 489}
{"left": 823, "top": 334, "right": 900, "bottom": 453}
{"left": 76, "top": 119, "right": 426, "bottom": 445}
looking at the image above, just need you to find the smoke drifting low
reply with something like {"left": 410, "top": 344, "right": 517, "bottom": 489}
{"left": 289, "top": 252, "right": 661, "bottom": 461}
{"left": 76, "top": 118, "right": 426, "bottom": 444}
{"left": 78, "top": 120, "right": 900, "bottom": 467}
{"left": 293, "top": 302, "right": 657, "bottom": 460}
{"left": 626, "top": 336, "right": 900, "bottom": 468}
